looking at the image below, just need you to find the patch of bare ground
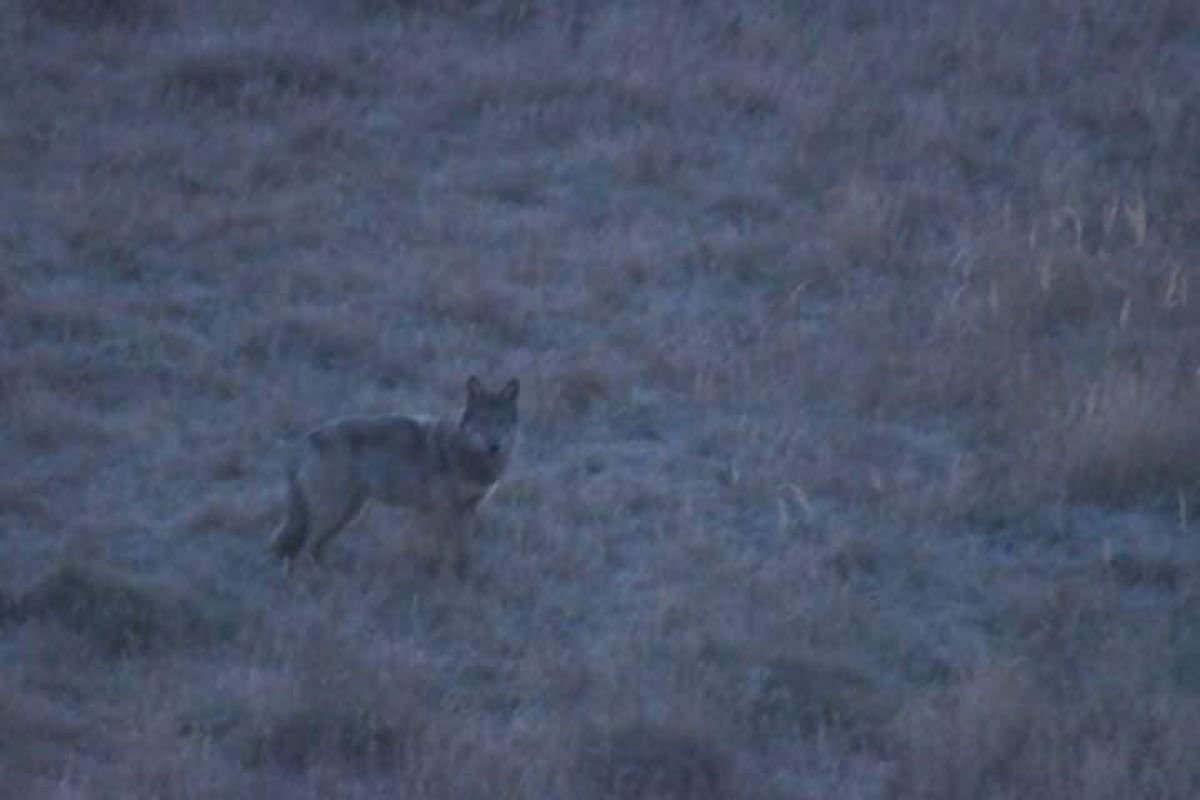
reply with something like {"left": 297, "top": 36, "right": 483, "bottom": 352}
{"left": 3, "top": 0, "right": 1200, "bottom": 796}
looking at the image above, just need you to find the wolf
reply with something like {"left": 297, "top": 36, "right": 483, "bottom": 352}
{"left": 270, "top": 375, "right": 519, "bottom": 575}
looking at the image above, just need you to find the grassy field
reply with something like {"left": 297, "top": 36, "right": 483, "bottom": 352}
{"left": 3, "top": 0, "right": 1200, "bottom": 796}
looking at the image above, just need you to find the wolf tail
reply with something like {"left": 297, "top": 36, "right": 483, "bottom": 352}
{"left": 269, "top": 466, "right": 309, "bottom": 562}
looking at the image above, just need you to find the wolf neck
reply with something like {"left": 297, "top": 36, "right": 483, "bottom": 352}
{"left": 443, "top": 425, "right": 504, "bottom": 487}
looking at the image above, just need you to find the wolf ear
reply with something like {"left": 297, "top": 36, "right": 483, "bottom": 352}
{"left": 500, "top": 377, "right": 520, "bottom": 404}
{"left": 466, "top": 375, "right": 483, "bottom": 400}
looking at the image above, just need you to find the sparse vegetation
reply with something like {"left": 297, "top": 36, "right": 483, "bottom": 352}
{"left": 3, "top": 0, "right": 1200, "bottom": 796}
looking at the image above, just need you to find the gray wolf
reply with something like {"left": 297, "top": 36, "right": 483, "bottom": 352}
{"left": 270, "top": 376, "right": 519, "bottom": 574}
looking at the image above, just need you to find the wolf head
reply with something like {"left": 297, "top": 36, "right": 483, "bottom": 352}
{"left": 460, "top": 375, "right": 520, "bottom": 465}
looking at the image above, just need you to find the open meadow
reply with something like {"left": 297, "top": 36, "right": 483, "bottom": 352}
{"left": 3, "top": 1, "right": 1200, "bottom": 796}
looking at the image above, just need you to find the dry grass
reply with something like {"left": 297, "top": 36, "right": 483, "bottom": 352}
{"left": 886, "top": 656, "right": 1200, "bottom": 800}
{"left": 3, "top": 0, "right": 1200, "bottom": 796}
{"left": 23, "top": 0, "right": 175, "bottom": 29}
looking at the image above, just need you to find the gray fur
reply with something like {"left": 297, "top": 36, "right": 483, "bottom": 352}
{"left": 270, "top": 376, "right": 519, "bottom": 575}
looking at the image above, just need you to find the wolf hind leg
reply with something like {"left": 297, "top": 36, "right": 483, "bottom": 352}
{"left": 310, "top": 491, "right": 368, "bottom": 563}
{"left": 270, "top": 469, "right": 310, "bottom": 563}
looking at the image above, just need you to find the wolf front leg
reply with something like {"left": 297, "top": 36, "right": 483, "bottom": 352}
{"left": 431, "top": 509, "right": 474, "bottom": 579}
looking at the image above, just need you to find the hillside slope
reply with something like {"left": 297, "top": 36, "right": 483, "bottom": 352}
{"left": 3, "top": 1, "right": 1200, "bottom": 797}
